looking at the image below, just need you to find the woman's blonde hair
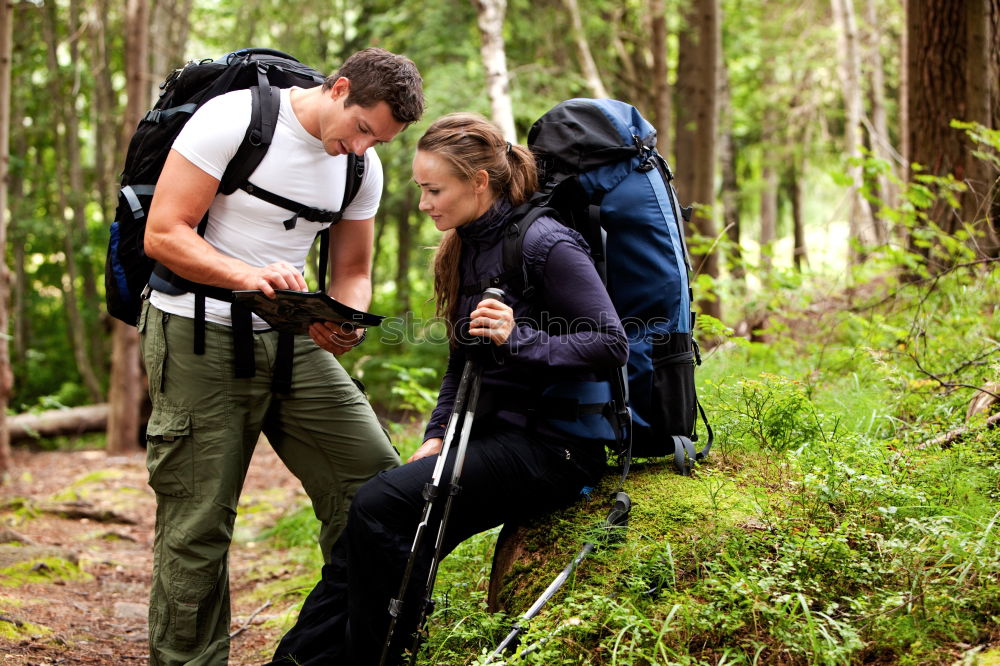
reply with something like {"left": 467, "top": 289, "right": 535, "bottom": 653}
{"left": 420, "top": 113, "right": 538, "bottom": 326}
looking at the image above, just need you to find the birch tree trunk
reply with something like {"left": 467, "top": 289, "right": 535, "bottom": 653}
{"left": 865, "top": 0, "right": 899, "bottom": 212}
{"left": 471, "top": 0, "right": 516, "bottom": 141}
{"left": 150, "top": 0, "right": 193, "bottom": 90}
{"left": 563, "top": 0, "right": 608, "bottom": 99}
{"left": 832, "top": 0, "right": 880, "bottom": 261}
{"left": 674, "top": 0, "right": 721, "bottom": 321}
{"left": 0, "top": 0, "right": 14, "bottom": 478}
{"left": 106, "top": 0, "right": 149, "bottom": 455}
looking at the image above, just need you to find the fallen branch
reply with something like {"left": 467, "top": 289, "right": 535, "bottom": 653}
{"left": 917, "top": 411, "right": 1000, "bottom": 449}
{"left": 0, "top": 613, "right": 25, "bottom": 627}
{"left": 41, "top": 501, "right": 137, "bottom": 525}
{"left": 229, "top": 600, "right": 271, "bottom": 639}
{"left": 7, "top": 404, "right": 109, "bottom": 443}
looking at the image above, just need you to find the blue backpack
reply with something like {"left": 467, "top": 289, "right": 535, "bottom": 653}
{"left": 505, "top": 99, "right": 712, "bottom": 475}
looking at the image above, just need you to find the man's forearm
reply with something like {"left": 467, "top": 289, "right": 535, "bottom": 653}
{"left": 328, "top": 273, "right": 373, "bottom": 312}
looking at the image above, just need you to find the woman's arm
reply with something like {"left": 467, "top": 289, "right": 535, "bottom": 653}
{"left": 502, "top": 238, "right": 628, "bottom": 369}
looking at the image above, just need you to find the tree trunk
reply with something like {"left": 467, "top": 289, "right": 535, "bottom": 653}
{"left": 906, "top": 0, "right": 968, "bottom": 241}
{"left": 832, "top": 0, "right": 880, "bottom": 261}
{"left": 562, "top": 0, "right": 608, "bottom": 99}
{"left": 650, "top": 0, "right": 671, "bottom": 158}
{"left": 760, "top": 162, "right": 778, "bottom": 271}
{"left": 719, "top": 127, "right": 743, "bottom": 282}
{"left": 471, "top": 0, "right": 516, "bottom": 141}
{"left": 41, "top": 0, "right": 104, "bottom": 403}
{"left": 718, "top": 61, "right": 742, "bottom": 284}
{"left": 395, "top": 190, "right": 415, "bottom": 315}
{"left": 150, "top": 0, "right": 192, "bottom": 87}
{"left": 90, "top": 0, "right": 122, "bottom": 216}
{"left": 0, "top": 0, "right": 13, "bottom": 479}
{"left": 964, "top": 0, "right": 1000, "bottom": 255}
{"left": 8, "top": 83, "right": 24, "bottom": 375}
{"left": 106, "top": 0, "right": 149, "bottom": 456}
{"left": 8, "top": 404, "right": 110, "bottom": 444}
{"left": 865, "top": 0, "right": 899, "bottom": 212}
{"left": 786, "top": 162, "right": 808, "bottom": 272}
{"left": 674, "top": 0, "right": 721, "bottom": 322}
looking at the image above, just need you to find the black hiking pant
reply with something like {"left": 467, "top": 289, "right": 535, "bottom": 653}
{"left": 265, "top": 420, "right": 606, "bottom": 666}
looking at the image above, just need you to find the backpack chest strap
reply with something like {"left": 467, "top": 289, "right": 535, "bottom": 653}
{"left": 241, "top": 182, "right": 343, "bottom": 229}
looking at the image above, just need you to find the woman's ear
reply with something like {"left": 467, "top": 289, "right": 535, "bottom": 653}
{"left": 473, "top": 169, "right": 490, "bottom": 194}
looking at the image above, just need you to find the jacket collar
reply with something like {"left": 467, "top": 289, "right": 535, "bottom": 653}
{"left": 456, "top": 198, "right": 512, "bottom": 248}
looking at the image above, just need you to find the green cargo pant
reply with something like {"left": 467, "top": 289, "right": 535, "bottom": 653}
{"left": 139, "top": 301, "right": 400, "bottom": 666}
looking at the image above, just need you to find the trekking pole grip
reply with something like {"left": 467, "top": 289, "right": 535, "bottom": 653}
{"left": 482, "top": 287, "right": 505, "bottom": 304}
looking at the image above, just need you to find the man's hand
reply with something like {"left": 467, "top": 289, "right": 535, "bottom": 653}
{"left": 408, "top": 437, "right": 442, "bottom": 463}
{"left": 242, "top": 261, "right": 309, "bottom": 298}
{"left": 309, "top": 321, "right": 364, "bottom": 356}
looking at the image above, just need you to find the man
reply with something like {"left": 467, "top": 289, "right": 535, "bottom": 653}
{"left": 139, "top": 47, "right": 424, "bottom": 665}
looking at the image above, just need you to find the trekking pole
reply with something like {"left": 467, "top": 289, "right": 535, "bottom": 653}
{"left": 380, "top": 288, "right": 505, "bottom": 666}
{"left": 485, "top": 491, "right": 632, "bottom": 663}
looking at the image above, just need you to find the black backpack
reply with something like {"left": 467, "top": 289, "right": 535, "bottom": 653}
{"left": 105, "top": 48, "right": 365, "bottom": 327}
{"left": 500, "top": 99, "right": 712, "bottom": 475}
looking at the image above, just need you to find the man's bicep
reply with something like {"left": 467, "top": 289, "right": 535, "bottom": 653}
{"left": 148, "top": 150, "right": 220, "bottom": 232}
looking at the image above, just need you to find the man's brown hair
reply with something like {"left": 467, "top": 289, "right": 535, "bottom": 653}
{"left": 324, "top": 48, "right": 424, "bottom": 125}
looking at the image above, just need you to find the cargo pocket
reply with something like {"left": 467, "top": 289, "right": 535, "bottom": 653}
{"left": 169, "top": 575, "right": 218, "bottom": 650}
{"left": 146, "top": 408, "right": 194, "bottom": 498}
{"left": 650, "top": 332, "right": 697, "bottom": 438}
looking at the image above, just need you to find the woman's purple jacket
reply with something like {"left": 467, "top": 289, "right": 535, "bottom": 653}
{"left": 423, "top": 199, "right": 629, "bottom": 444}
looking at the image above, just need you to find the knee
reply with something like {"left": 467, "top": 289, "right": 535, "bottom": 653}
{"left": 349, "top": 472, "right": 394, "bottom": 525}
{"left": 348, "top": 470, "right": 419, "bottom": 540}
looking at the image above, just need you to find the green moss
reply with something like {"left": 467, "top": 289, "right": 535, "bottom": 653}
{"left": 0, "top": 556, "right": 92, "bottom": 587}
{"left": 0, "top": 616, "right": 52, "bottom": 640}
{"left": 50, "top": 469, "right": 125, "bottom": 502}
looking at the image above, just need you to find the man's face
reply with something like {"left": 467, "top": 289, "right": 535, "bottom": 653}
{"left": 319, "top": 77, "right": 406, "bottom": 157}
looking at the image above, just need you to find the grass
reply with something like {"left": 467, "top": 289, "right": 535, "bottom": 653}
{"left": 250, "top": 247, "right": 1000, "bottom": 663}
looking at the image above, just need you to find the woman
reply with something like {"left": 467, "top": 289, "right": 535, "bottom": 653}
{"left": 268, "top": 113, "right": 628, "bottom": 665}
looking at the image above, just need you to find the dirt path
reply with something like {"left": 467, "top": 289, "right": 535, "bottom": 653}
{"left": 0, "top": 442, "right": 312, "bottom": 665}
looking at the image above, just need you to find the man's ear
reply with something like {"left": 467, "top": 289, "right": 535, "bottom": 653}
{"left": 329, "top": 77, "right": 351, "bottom": 100}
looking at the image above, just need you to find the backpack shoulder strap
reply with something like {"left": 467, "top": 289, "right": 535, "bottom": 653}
{"left": 316, "top": 152, "right": 367, "bottom": 293}
{"left": 458, "top": 202, "right": 551, "bottom": 299}
{"left": 219, "top": 80, "right": 279, "bottom": 196}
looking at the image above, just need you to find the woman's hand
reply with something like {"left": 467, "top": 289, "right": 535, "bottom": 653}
{"left": 309, "top": 321, "right": 364, "bottom": 356}
{"left": 408, "top": 437, "right": 443, "bottom": 463}
{"left": 469, "top": 297, "right": 514, "bottom": 345}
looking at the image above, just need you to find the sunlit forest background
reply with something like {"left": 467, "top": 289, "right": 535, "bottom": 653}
{"left": 1, "top": 1, "right": 1000, "bottom": 664}
{"left": 1, "top": 0, "right": 997, "bottom": 456}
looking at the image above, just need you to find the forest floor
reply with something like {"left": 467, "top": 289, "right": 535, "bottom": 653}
{"left": 0, "top": 441, "right": 310, "bottom": 665}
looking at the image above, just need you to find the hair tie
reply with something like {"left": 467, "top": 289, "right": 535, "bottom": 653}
{"left": 506, "top": 141, "right": 513, "bottom": 155}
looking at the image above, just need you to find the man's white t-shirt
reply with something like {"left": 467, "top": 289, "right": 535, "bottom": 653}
{"left": 149, "top": 87, "right": 383, "bottom": 328}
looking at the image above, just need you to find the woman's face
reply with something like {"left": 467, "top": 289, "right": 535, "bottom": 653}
{"left": 412, "top": 150, "right": 491, "bottom": 232}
